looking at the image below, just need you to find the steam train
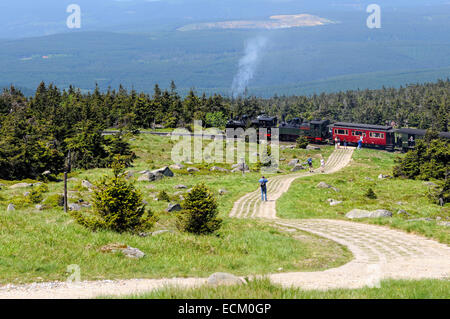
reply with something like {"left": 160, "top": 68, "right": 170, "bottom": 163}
{"left": 225, "top": 115, "right": 450, "bottom": 152}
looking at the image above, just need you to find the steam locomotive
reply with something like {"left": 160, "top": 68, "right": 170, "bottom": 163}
{"left": 225, "top": 115, "right": 450, "bottom": 152}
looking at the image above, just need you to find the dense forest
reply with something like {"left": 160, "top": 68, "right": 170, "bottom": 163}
{"left": 0, "top": 79, "right": 448, "bottom": 180}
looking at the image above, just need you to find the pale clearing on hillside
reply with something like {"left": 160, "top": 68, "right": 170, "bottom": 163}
{"left": 178, "top": 14, "right": 334, "bottom": 31}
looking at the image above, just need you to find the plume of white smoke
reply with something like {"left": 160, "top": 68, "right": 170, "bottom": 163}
{"left": 231, "top": 36, "right": 268, "bottom": 98}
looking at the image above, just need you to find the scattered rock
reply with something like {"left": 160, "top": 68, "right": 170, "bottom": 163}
{"left": 81, "top": 180, "right": 94, "bottom": 189}
{"left": 10, "top": 183, "right": 33, "bottom": 189}
{"left": 35, "top": 204, "right": 45, "bottom": 211}
{"left": 167, "top": 203, "right": 182, "bottom": 212}
{"left": 207, "top": 272, "right": 246, "bottom": 287}
{"left": 152, "top": 167, "right": 174, "bottom": 178}
{"left": 291, "top": 164, "right": 305, "bottom": 172}
{"left": 146, "top": 185, "right": 156, "bottom": 190}
{"left": 330, "top": 200, "right": 343, "bottom": 206}
{"left": 397, "top": 209, "right": 410, "bottom": 217}
{"left": 152, "top": 230, "right": 174, "bottom": 236}
{"left": 280, "top": 158, "right": 286, "bottom": 161}
{"left": 288, "top": 159, "right": 299, "bottom": 167}
{"left": 67, "top": 177, "right": 79, "bottom": 182}
{"left": 346, "top": 209, "right": 371, "bottom": 219}
{"left": 438, "top": 221, "right": 450, "bottom": 227}
{"left": 231, "top": 163, "right": 249, "bottom": 170}
{"left": 371, "top": 209, "right": 393, "bottom": 218}
{"left": 24, "top": 192, "right": 30, "bottom": 197}
{"left": 121, "top": 247, "right": 145, "bottom": 259}
{"left": 187, "top": 167, "right": 200, "bottom": 173}
{"left": 170, "top": 164, "right": 185, "bottom": 170}
{"left": 42, "top": 170, "right": 51, "bottom": 176}
{"left": 100, "top": 243, "right": 145, "bottom": 259}
{"left": 317, "top": 182, "right": 333, "bottom": 189}
{"left": 138, "top": 172, "right": 156, "bottom": 182}
{"left": 365, "top": 177, "right": 374, "bottom": 181}
{"left": 346, "top": 209, "right": 393, "bottom": 219}
{"left": 210, "top": 166, "right": 229, "bottom": 172}
{"left": 139, "top": 170, "right": 150, "bottom": 174}
{"left": 68, "top": 203, "right": 81, "bottom": 211}
{"left": 378, "top": 174, "right": 391, "bottom": 180}
{"left": 306, "top": 145, "right": 320, "bottom": 150}
{"left": 174, "top": 185, "right": 188, "bottom": 189}
{"left": 219, "top": 189, "right": 228, "bottom": 195}
{"left": 7, "top": 204, "right": 15, "bottom": 212}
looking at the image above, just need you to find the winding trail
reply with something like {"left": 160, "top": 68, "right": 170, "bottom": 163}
{"left": 1, "top": 148, "right": 449, "bottom": 298}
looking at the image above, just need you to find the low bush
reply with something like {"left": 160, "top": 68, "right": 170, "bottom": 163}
{"left": 364, "top": 188, "right": 377, "bottom": 199}
{"left": 70, "top": 159, "right": 156, "bottom": 233}
{"left": 296, "top": 136, "right": 309, "bottom": 149}
{"left": 176, "top": 183, "right": 222, "bottom": 235}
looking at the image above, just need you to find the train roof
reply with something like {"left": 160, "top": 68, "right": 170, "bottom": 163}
{"left": 255, "top": 115, "right": 277, "bottom": 121}
{"left": 331, "top": 122, "right": 393, "bottom": 131}
{"left": 396, "top": 128, "right": 450, "bottom": 139}
{"left": 310, "top": 119, "right": 329, "bottom": 125}
{"left": 396, "top": 128, "right": 427, "bottom": 136}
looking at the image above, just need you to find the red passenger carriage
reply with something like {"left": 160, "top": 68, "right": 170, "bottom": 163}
{"left": 329, "top": 122, "right": 395, "bottom": 151}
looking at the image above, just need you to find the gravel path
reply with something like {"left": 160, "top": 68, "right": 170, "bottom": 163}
{"left": 2, "top": 147, "right": 449, "bottom": 298}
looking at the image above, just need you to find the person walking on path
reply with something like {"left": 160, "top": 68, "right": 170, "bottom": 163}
{"left": 320, "top": 158, "right": 325, "bottom": 173}
{"left": 343, "top": 138, "right": 348, "bottom": 149}
{"left": 307, "top": 157, "right": 314, "bottom": 173}
{"left": 259, "top": 176, "right": 268, "bottom": 202}
{"left": 335, "top": 137, "right": 339, "bottom": 149}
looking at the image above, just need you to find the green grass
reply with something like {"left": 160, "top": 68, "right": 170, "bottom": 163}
{"left": 0, "top": 134, "right": 348, "bottom": 285}
{"left": 113, "top": 277, "right": 450, "bottom": 299}
{"left": 277, "top": 148, "right": 450, "bottom": 244}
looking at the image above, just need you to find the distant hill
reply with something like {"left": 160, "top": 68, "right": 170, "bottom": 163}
{"left": 1, "top": 6, "right": 449, "bottom": 97}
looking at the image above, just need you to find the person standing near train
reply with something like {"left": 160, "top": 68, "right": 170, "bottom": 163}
{"left": 358, "top": 135, "right": 363, "bottom": 150}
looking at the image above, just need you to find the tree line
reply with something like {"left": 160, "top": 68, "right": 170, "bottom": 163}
{"left": 0, "top": 79, "right": 448, "bottom": 180}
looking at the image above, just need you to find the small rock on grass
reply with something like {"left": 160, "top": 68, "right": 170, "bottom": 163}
{"left": 7, "top": 204, "right": 15, "bottom": 211}
{"left": 330, "top": 200, "right": 343, "bottom": 206}
{"left": 167, "top": 203, "right": 182, "bottom": 212}
{"left": 82, "top": 180, "right": 94, "bottom": 189}
{"left": 100, "top": 243, "right": 145, "bottom": 259}
{"left": 207, "top": 273, "right": 246, "bottom": 287}
{"left": 346, "top": 209, "right": 392, "bottom": 219}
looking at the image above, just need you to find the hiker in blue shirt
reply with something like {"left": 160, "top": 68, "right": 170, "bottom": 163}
{"left": 307, "top": 157, "right": 313, "bottom": 172}
{"left": 259, "top": 176, "right": 268, "bottom": 202}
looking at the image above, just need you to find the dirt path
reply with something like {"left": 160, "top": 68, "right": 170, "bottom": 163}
{"left": 1, "top": 147, "right": 449, "bottom": 298}
{"left": 231, "top": 147, "right": 450, "bottom": 289}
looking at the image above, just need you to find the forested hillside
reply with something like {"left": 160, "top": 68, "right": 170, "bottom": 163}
{"left": 0, "top": 79, "right": 448, "bottom": 180}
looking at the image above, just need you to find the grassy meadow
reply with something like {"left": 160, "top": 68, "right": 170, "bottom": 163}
{"left": 0, "top": 134, "right": 345, "bottom": 285}
{"left": 118, "top": 278, "right": 450, "bottom": 299}
{"left": 277, "top": 148, "right": 450, "bottom": 244}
